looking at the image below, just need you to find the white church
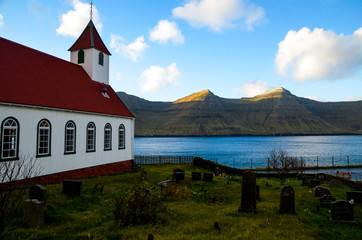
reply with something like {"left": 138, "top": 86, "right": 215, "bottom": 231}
{"left": 0, "top": 20, "right": 135, "bottom": 183}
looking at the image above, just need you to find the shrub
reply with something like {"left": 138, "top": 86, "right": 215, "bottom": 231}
{"left": 265, "top": 148, "right": 305, "bottom": 183}
{"left": 113, "top": 184, "right": 165, "bottom": 227}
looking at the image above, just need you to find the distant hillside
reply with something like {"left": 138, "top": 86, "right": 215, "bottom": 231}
{"left": 117, "top": 87, "right": 362, "bottom": 136}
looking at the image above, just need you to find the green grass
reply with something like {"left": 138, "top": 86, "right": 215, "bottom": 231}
{"left": 3, "top": 163, "right": 362, "bottom": 240}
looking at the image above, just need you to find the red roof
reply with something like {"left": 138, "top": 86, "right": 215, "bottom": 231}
{"left": 68, "top": 20, "right": 111, "bottom": 55}
{"left": 0, "top": 37, "right": 134, "bottom": 118}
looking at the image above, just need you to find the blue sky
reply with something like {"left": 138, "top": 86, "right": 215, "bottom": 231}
{"left": 1, "top": 0, "right": 362, "bottom": 102}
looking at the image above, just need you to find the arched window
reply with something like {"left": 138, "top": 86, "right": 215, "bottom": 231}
{"left": 118, "top": 124, "right": 125, "bottom": 149}
{"left": 104, "top": 123, "right": 112, "bottom": 151}
{"left": 98, "top": 52, "right": 104, "bottom": 66}
{"left": 78, "top": 49, "right": 84, "bottom": 64}
{"left": 86, "top": 122, "right": 96, "bottom": 152}
{"left": 37, "top": 119, "right": 51, "bottom": 157}
{"left": 65, "top": 121, "right": 76, "bottom": 154}
{"left": 1, "top": 117, "right": 19, "bottom": 160}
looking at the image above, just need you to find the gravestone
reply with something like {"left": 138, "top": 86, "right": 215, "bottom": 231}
{"left": 203, "top": 173, "right": 213, "bottom": 182}
{"left": 256, "top": 185, "right": 260, "bottom": 200}
{"left": 316, "top": 173, "right": 326, "bottom": 182}
{"left": 140, "top": 170, "right": 147, "bottom": 181}
{"left": 23, "top": 199, "right": 47, "bottom": 228}
{"left": 302, "top": 175, "right": 313, "bottom": 186}
{"left": 320, "top": 195, "right": 336, "bottom": 208}
{"left": 29, "top": 184, "right": 47, "bottom": 203}
{"left": 329, "top": 179, "right": 344, "bottom": 189}
{"left": 346, "top": 191, "right": 362, "bottom": 204}
{"left": 308, "top": 179, "right": 320, "bottom": 188}
{"left": 192, "top": 172, "right": 202, "bottom": 181}
{"left": 279, "top": 186, "right": 296, "bottom": 215}
{"left": 214, "top": 167, "right": 223, "bottom": 177}
{"left": 62, "top": 179, "right": 82, "bottom": 195}
{"left": 174, "top": 169, "right": 185, "bottom": 183}
{"left": 314, "top": 186, "right": 331, "bottom": 198}
{"left": 331, "top": 200, "right": 354, "bottom": 221}
{"left": 238, "top": 171, "right": 256, "bottom": 213}
{"left": 148, "top": 233, "right": 154, "bottom": 240}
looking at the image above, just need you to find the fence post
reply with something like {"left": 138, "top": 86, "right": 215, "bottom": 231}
{"left": 316, "top": 156, "right": 318, "bottom": 168}
{"left": 250, "top": 158, "right": 253, "bottom": 170}
{"left": 332, "top": 156, "right": 334, "bottom": 167}
{"left": 347, "top": 155, "right": 349, "bottom": 167}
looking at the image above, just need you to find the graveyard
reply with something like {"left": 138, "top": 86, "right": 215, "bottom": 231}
{"left": 3, "top": 163, "right": 362, "bottom": 240}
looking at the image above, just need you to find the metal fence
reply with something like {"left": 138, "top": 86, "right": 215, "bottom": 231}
{"left": 135, "top": 155, "right": 194, "bottom": 165}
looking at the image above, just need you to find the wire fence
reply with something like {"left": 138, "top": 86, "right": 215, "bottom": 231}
{"left": 135, "top": 155, "right": 194, "bottom": 165}
{"left": 135, "top": 155, "right": 362, "bottom": 168}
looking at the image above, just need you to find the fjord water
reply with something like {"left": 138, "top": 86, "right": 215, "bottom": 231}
{"left": 135, "top": 135, "right": 362, "bottom": 169}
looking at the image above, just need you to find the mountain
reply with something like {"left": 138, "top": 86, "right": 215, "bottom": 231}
{"left": 117, "top": 88, "right": 362, "bottom": 136}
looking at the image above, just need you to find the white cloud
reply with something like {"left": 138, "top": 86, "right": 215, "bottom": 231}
{"left": 149, "top": 20, "right": 185, "bottom": 45}
{"left": 56, "top": 0, "right": 102, "bottom": 37}
{"left": 275, "top": 27, "right": 362, "bottom": 81}
{"left": 172, "top": 0, "right": 266, "bottom": 32}
{"left": 307, "top": 96, "right": 325, "bottom": 102}
{"left": 121, "top": 36, "right": 150, "bottom": 62}
{"left": 344, "top": 96, "right": 362, "bottom": 102}
{"left": 0, "top": 14, "right": 4, "bottom": 27}
{"left": 138, "top": 63, "right": 181, "bottom": 92}
{"left": 110, "top": 34, "right": 124, "bottom": 53}
{"left": 236, "top": 80, "right": 272, "bottom": 97}
{"left": 116, "top": 73, "right": 122, "bottom": 80}
{"left": 110, "top": 35, "right": 149, "bottom": 62}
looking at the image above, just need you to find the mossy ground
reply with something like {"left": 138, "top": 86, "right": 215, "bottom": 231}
{"left": 3, "top": 163, "right": 362, "bottom": 240}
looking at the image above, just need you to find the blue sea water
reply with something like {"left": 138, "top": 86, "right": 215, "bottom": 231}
{"left": 135, "top": 135, "right": 362, "bottom": 169}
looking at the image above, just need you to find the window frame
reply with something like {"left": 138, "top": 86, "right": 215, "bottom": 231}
{"left": 78, "top": 49, "right": 84, "bottom": 64}
{"left": 104, "top": 123, "right": 112, "bottom": 151}
{"left": 64, "top": 120, "right": 76, "bottom": 154}
{"left": 0, "top": 117, "right": 20, "bottom": 161}
{"left": 86, "top": 122, "right": 96, "bottom": 152}
{"left": 98, "top": 52, "right": 104, "bottom": 66}
{"left": 118, "top": 124, "right": 125, "bottom": 149}
{"left": 36, "top": 119, "right": 51, "bottom": 158}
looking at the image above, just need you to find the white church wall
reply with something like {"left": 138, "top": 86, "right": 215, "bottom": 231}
{"left": 0, "top": 104, "right": 134, "bottom": 176}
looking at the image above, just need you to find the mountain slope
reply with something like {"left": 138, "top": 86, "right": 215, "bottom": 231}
{"left": 117, "top": 88, "right": 362, "bottom": 136}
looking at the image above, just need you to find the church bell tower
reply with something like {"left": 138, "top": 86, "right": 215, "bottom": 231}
{"left": 68, "top": 5, "right": 111, "bottom": 85}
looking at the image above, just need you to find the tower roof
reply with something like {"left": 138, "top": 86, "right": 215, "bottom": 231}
{"left": 68, "top": 20, "right": 111, "bottom": 55}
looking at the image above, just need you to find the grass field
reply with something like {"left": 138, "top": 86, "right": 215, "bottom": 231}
{"left": 3, "top": 163, "right": 362, "bottom": 240}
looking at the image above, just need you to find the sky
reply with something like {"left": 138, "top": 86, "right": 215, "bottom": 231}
{"left": 1, "top": 0, "right": 362, "bottom": 102}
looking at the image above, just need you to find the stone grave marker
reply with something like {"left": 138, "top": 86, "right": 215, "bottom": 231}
{"left": 316, "top": 173, "right": 326, "bottom": 182}
{"left": 256, "top": 185, "right": 260, "bottom": 200}
{"left": 331, "top": 200, "right": 354, "bottom": 221}
{"left": 140, "top": 170, "right": 147, "bottom": 181}
{"left": 279, "top": 186, "right": 296, "bottom": 215}
{"left": 346, "top": 191, "right": 362, "bottom": 204}
{"left": 308, "top": 179, "right": 320, "bottom": 188}
{"left": 329, "top": 179, "right": 344, "bottom": 189}
{"left": 214, "top": 167, "right": 223, "bottom": 177}
{"left": 320, "top": 195, "right": 336, "bottom": 208}
{"left": 301, "top": 175, "right": 313, "bottom": 186}
{"left": 192, "top": 172, "right": 202, "bottom": 181}
{"left": 174, "top": 169, "right": 185, "bottom": 183}
{"left": 238, "top": 171, "right": 256, "bottom": 213}
{"left": 314, "top": 186, "right": 331, "bottom": 198}
{"left": 203, "top": 173, "right": 213, "bottom": 182}
{"left": 29, "top": 184, "right": 47, "bottom": 203}
{"left": 23, "top": 199, "right": 47, "bottom": 228}
{"left": 62, "top": 179, "right": 82, "bottom": 195}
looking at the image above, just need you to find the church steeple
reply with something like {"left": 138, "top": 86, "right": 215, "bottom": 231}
{"left": 69, "top": 18, "right": 111, "bottom": 85}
